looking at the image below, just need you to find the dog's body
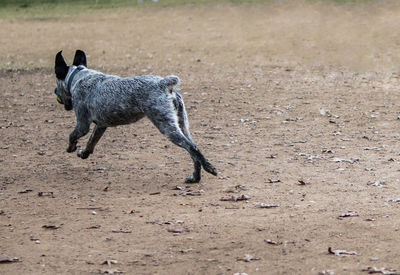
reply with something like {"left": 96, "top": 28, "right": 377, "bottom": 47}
{"left": 54, "top": 50, "right": 217, "bottom": 183}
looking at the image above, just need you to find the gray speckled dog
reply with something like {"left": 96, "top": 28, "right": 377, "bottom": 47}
{"left": 54, "top": 50, "right": 217, "bottom": 183}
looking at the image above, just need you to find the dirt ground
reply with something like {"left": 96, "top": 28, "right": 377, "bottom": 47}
{"left": 1, "top": 2, "right": 400, "bottom": 274}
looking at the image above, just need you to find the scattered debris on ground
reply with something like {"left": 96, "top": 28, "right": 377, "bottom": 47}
{"left": 256, "top": 203, "right": 280, "bottom": 209}
{"left": 362, "top": 267, "right": 400, "bottom": 275}
{"left": 338, "top": 212, "right": 359, "bottom": 219}
{"left": 0, "top": 256, "right": 21, "bottom": 264}
{"left": 220, "top": 194, "right": 250, "bottom": 202}
{"left": 328, "top": 247, "right": 359, "bottom": 256}
{"left": 236, "top": 254, "right": 261, "bottom": 262}
{"left": 264, "top": 239, "right": 282, "bottom": 246}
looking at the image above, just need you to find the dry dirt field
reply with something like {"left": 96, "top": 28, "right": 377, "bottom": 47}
{"left": 1, "top": 2, "right": 400, "bottom": 274}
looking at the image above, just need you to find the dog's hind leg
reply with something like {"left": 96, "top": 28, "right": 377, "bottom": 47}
{"left": 174, "top": 91, "right": 194, "bottom": 143}
{"left": 77, "top": 125, "right": 107, "bottom": 159}
{"left": 147, "top": 109, "right": 217, "bottom": 183}
{"left": 173, "top": 92, "right": 202, "bottom": 182}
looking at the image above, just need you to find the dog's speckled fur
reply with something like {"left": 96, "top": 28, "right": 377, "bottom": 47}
{"left": 54, "top": 50, "right": 217, "bottom": 183}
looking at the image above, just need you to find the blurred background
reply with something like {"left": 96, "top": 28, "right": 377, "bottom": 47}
{"left": 2, "top": 0, "right": 400, "bottom": 72}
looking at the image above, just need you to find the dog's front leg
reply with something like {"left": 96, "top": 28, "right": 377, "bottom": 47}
{"left": 77, "top": 125, "right": 107, "bottom": 159}
{"left": 67, "top": 120, "right": 91, "bottom": 153}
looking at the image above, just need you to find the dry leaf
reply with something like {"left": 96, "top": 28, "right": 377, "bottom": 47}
{"left": 87, "top": 225, "right": 101, "bottom": 229}
{"left": 99, "top": 269, "right": 123, "bottom": 274}
{"left": 298, "top": 180, "right": 309, "bottom": 185}
{"left": 18, "top": 189, "right": 33, "bottom": 194}
{"left": 102, "top": 260, "right": 118, "bottom": 266}
{"left": 111, "top": 230, "right": 132, "bottom": 234}
{"left": 42, "top": 224, "right": 61, "bottom": 230}
{"left": 0, "top": 256, "right": 20, "bottom": 264}
{"left": 338, "top": 212, "right": 359, "bottom": 219}
{"left": 167, "top": 228, "right": 189, "bottom": 234}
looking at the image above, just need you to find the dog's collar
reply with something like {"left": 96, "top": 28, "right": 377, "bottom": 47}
{"left": 66, "top": 65, "right": 85, "bottom": 93}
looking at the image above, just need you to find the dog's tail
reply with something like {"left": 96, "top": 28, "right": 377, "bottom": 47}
{"left": 160, "top": 75, "right": 180, "bottom": 91}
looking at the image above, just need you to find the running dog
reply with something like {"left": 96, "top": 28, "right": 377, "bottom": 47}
{"left": 54, "top": 50, "right": 217, "bottom": 183}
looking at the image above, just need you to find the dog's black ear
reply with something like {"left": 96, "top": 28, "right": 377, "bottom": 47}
{"left": 55, "top": 51, "right": 68, "bottom": 80}
{"left": 73, "top": 50, "right": 87, "bottom": 67}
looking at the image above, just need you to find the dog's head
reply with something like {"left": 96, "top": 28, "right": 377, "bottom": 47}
{"left": 54, "top": 50, "right": 87, "bottom": 111}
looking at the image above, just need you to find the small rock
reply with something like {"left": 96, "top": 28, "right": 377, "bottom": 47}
{"left": 328, "top": 247, "right": 358, "bottom": 256}
{"left": 267, "top": 179, "right": 281, "bottom": 183}
{"left": 265, "top": 239, "right": 282, "bottom": 245}
{"left": 180, "top": 191, "right": 202, "bottom": 196}
{"left": 256, "top": 203, "right": 280, "bottom": 209}
{"left": 220, "top": 194, "right": 250, "bottom": 202}
{"left": 370, "top": 181, "right": 386, "bottom": 188}
{"left": 236, "top": 254, "right": 260, "bottom": 262}
{"left": 331, "top": 157, "right": 359, "bottom": 164}
{"left": 387, "top": 198, "right": 400, "bottom": 203}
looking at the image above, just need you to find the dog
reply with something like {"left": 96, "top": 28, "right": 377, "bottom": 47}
{"left": 54, "top": 50, "right": 217, "bottom": 183}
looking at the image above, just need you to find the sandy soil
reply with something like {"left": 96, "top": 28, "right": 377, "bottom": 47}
{"left": 1, "top": 2, "right": 400, "bottom": 274}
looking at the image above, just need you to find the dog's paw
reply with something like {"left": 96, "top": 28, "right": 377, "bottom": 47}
{"left": 66, "top": 143, "right": 77, "bottom": 153}
{"left": 77, "top": 149, "right": 91, "bottom": 159}
{"left": 185, "top": 175, "right": 201, "bottom": 184}
{"left": 203, "top": 161, "right": 218, "bottom": 176}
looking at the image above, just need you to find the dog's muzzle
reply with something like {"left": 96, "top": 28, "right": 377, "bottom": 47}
{"left": 64, "top": 102, "right": 73, "bottom": 111}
